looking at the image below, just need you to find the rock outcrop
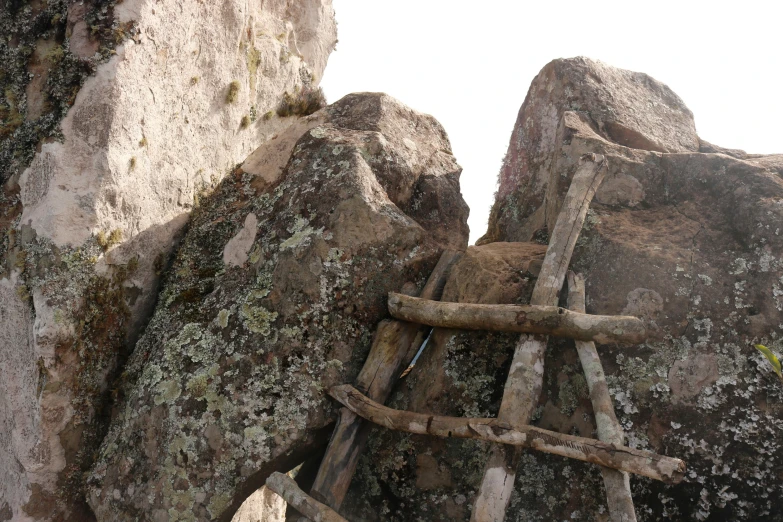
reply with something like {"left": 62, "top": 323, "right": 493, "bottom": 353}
{"left": 5, "top": 12, "right": 782, "bottom": 519}
{"left": 479, "top": 56, "right": 700, "bottom": 245}
{"left": 0, "top": 1, "right": 336, "bottom": 520}
{"left": 86, "top": 92, "right": 469, "bottom": 521}
{"left": 345, "top": 58, "right": 783, "bottom": 521}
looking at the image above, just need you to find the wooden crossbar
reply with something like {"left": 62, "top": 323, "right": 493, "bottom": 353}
{"left": 328, "top": 385, "right": 685, "bottom": 484}
{"left": 387, "top": 293, "right": 647, "bottom": 344}
{"left": 264, "top": 153, "right": 686, "bottom": 522}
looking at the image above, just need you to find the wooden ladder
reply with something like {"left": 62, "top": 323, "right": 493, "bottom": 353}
{"left": 266, "top": 154, "right": 685, "bottom": 522}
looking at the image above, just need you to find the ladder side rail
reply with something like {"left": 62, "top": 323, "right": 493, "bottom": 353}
{"left": 472, "top": 153, "right": 608, "bottom": 522}
{"left": 568, "top": 271, "right": 638, "bottom": 522}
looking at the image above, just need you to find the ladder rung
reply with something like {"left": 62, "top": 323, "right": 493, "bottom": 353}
{"left": 328, "top": 384, "right": 685, "bottom": 484}
{"left": 388, "top": 293, "right": 648, "bottom": 344}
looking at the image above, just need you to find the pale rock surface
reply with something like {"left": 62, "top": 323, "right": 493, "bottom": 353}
{"left": 230, "top": 486, "right": 286, "bottom": 522}
{"left": 0, "top": 1, "right": 336, "bottom": 520}
{"left": 224, "top": 214, "right": 260, "bottom": 268}
{"left": 345, "top": 59, "right": 783, "bottom": 522}
{"left": 87, "top": 92, "right": 469, "bottom": 521}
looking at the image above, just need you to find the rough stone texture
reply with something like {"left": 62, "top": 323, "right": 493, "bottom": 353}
{"left": 87, "top": 92, "right": 469, "bottom": 521}
{"left": 0, "top": 1, "right": 336, "bottom": 520}
{"left": 1, "top": 0, "right": 125, "bottom": 187}
{"left": 346, "top": 60, "right": 783, "bottom": 521}
{"left": 479, "top": 56, "right": 699, "bottom": 245}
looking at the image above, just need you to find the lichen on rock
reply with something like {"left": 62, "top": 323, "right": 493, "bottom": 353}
{"left": 87, "top": 92, "right": 469, "bottom": 521}
{"left": 0, "top": 0, "right": 131, "bottom": 187}
{"left": 0, "top": 1, "right": 338, "bottom": 520}
{"left": 345, "top": 58, "right": 783, "bottom": 522}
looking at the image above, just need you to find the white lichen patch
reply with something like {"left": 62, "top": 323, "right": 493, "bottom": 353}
{"left": 217, "top": 309, "right": 230, "bottom": 329}
{"left": 309, "top": 127, "right": 327, "bottom": 139}
{"left": 154, "top": 379, "right": 182, "bottom": 405}
{"left": 279, "top": 215, "right": 324, "bottom": 250}
{"left": 240, "top": 304, "right": 278, "bottom": 336}
{"left": 185, "top": 373, "right": 209, "bottom": 398}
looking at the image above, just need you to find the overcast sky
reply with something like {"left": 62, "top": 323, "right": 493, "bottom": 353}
{"left": 320, "top": 0, "right": 783, "bottom": 244}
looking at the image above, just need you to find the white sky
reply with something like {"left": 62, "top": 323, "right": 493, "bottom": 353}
{"left": 320, "top": 0, "right": 783, "bottom": 244}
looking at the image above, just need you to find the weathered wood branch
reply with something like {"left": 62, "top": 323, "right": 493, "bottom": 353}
{"left": 568, "top": 271, "right": 638, "bottom": 522}
{"left": 531, "top": 154, "right": 607, "bottom": 307}
{"left": 388, "top": 293, "right": 647, "bottom": 344}
{"left": 266, "top": 472, "right": 349, "bottom": 522}
{"left": 310, "top": 250, "right": 462, "bottom": 510}
{"left": 329, "top": 385, "right": 685, "bottom": 484}
{"left": 473, "top": 153, "right": 609, "bottom": 522}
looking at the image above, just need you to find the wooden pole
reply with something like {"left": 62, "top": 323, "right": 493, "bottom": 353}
{"left": 568, "top": 271, "right": 638, "bottom": 522}
{"left": 328, "top": 385, "right": 685, "bottom": 484}
{"left": 387, "top": 293, "right": 647, "bottom": 344}
{"left": 472, "top": 153, "right": 608, "bottom": 522}
{"left": 266, "top": 472, "right": 349, "bottom": 522}
{"left": 310, "top": 250, "right": 462, "bottom": 510}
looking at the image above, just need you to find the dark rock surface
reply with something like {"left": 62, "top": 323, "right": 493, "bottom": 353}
{"left": 345, "top": 59, "right": 783, "bottom": 521}
{"left": 87, "top": 92, "right": 469, "bottom": 521}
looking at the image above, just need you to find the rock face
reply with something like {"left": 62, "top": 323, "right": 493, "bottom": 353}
{"left": 479, "top": 56, "right": 700, "bottom": 245}
{"left": 87, "top": 92, "right": 469, "bottom": 521}
{"left": 1, "top": 0, "right": 121, "bottom": 186}
{"left": 0, "top": 1, "right": 336, "bottom": 520}
{"left": 345, "top": 58, "right": 783, "bottom": 521}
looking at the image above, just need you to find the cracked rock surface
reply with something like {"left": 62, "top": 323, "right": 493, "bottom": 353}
{"left": 345, "top": 58, "right": 783, "bottom": 521}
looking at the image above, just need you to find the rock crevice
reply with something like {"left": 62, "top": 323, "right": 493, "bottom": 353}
{"left": 0, "top": 1, "right": 336, "bottom": 520}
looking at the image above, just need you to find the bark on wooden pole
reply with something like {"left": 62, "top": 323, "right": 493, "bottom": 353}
{"left": 266, "top": 472, "right": 349, "bottom": 522}
{"left": 473, "top": 153, "right": 608, "bottom": 522}
{"left": 328, "top": 385, "right": 685, "bottom": 484}
{"left": 568, "top": 271, "right": 638, "bottom": 522}
{"left": 310, "top": 250, "right": 462, "bottom": 510}
{"left": 387, "top": 293, "right": 647, "bottom": 344}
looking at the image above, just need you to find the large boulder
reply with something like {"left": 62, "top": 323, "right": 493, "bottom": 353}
{"left": 345, "top": 59, "right": 783, "bottom": 521}
{"left": 87, "top": 92, "right": 469, "bottom": 521}
{"left": 0, "top": 1, "right": 336, "bottom": 520}
{"left": 479, "top": 56, "right": 700, "bottom": 245}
